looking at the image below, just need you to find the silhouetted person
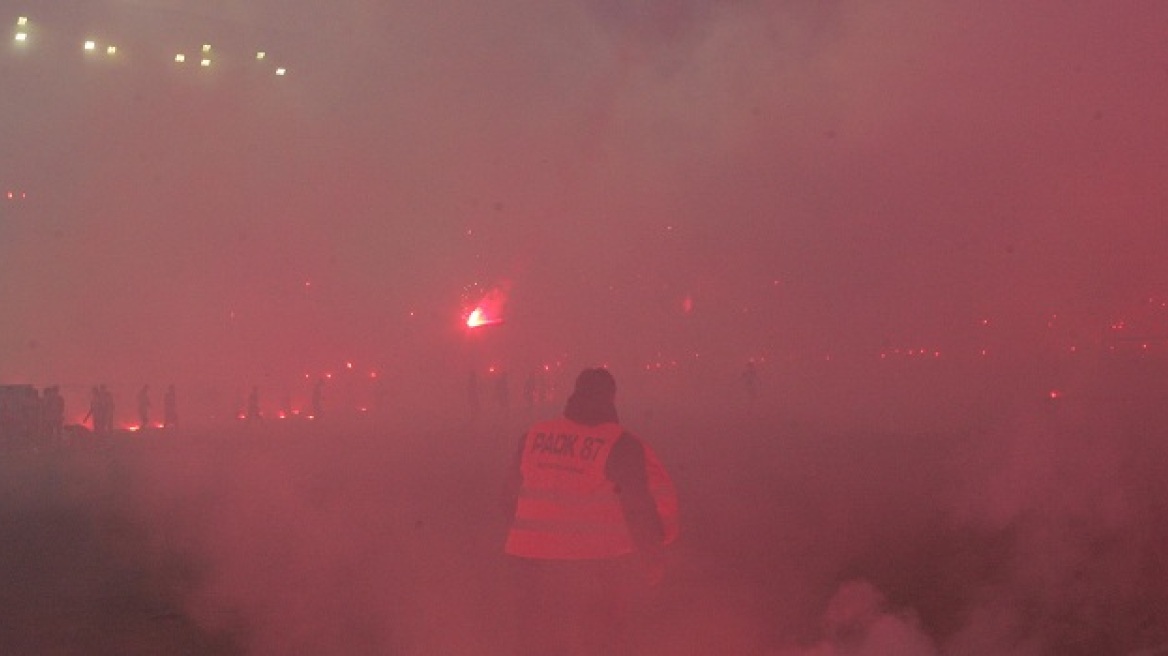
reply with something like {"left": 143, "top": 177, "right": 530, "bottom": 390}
{"left": 83, "top": 386, "right": 101, "bottom": 434}
{"left": 740, "top": 361, "right": 758, "bottom": 406}
{"left": 99, "top": 384, "right": 115, "bottom": 434}
{"left": 246, "top": 386, "right": 261, "bottom": 422}
{"left": 137, "top": 385, "right": 151, "bottom": 430}
{"left": 163, "top": 385, "right": 178, "bottom": 428}
{"left": 44, "top": 386, "right": 64, "bottom": 442}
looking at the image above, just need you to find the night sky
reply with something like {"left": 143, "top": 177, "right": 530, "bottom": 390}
{"left": 3, "top": 0, "right": 1167, "bottom": 388}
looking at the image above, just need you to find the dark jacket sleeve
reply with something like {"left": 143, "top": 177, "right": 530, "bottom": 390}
{"left": 606, "top": 432, "right": 665, "bottom": 553}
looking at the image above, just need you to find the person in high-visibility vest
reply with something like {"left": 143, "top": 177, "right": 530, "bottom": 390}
{"left": 503, "top": 367, "right": 679, "bottom": 656}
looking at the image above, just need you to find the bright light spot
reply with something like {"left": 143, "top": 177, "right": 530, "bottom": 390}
{"left": 17, "top": 17, "right": 28, "bottom": 26}
{"left": 200, "top": 58, "right": 211, "bottom": 67}
{"left": 14, "top": 32, "right": 27, "bottom": 42}
{"left": 682, "top": 295, "right": 694, "bottom": 314}
{"left": 369, "top": 371, "right": 378, "bottom": 379}
{"left": 345, "top": 361, "right": 353, "bottom": 369}
{"left": 1049, "top": 389, "right": 1062, "bottom": 400}
{"left": 84, "top": 40, "right": 96, "bottom": 51}
{"left": 359, "top": 407, "right": 368, "bottom": 413}
{"left": 325, "top": 373, "right": 333, "bottom": 380}
{"left": 106, "top": 45, "right": 116, "bottom": 55}
{"left": 466, "top": 307, "right": 492, "bottom": 328}
{"left": 175, "top": 53, "right": 185, "bottom": 62}
{"left": 275, "top": 67, "right": 286, "bottom": 76}
{"left": 256, "top": 51, "right": 266, "bottom": 59}
{"left": 202, "top": 44, "right": 211, "bottom": 53}
{"left": 465, "top": 281, "right": 511, "bottom": 328}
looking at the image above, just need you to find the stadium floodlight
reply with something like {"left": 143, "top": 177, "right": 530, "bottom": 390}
{"left": 175, "top": 53, "right": 185, "bottom": 63}
{"left": 202, "top": 44, "right": 211, "bottom": 53}
{"left": 106, "top": 45, "right": 116, "bottom": 55}
{"left": 256, "top": 51, "right": 266, "bottom": 59}
{"left": 275, "top": 67, "right": 286, "bottom": 76}
{"left": 14, "top": 32, "right": 27, "bottom": 42}
{"left": 200, "top": 58, "right": 211, "bottom": 67}
{"left": 17, "top": 16, "right": 27, "bottom": 26}
{"left": 84, "top": 40, "right": 96, "bottom": 51}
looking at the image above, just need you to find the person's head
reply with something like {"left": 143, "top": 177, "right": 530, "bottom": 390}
{"left": 564, "top": 367, "right": 618, "bottom": 425}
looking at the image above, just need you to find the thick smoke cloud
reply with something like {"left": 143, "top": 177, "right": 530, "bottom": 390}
{"left": 5, "top": 0, "right": 1166, "bottom": 389}
{"left": 3, "top": 1, "right": 1168, "bottom": 654}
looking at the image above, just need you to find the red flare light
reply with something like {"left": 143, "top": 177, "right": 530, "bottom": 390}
{"left": 465, "top": 282, "right": 510, "bottom": 328}
{"left": 466, "top": 307, "right": 495, "bottom": 328}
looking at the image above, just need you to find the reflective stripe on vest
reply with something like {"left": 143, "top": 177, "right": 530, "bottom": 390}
{"left": 505, "top": 419, "right": 680, "bottom": 559}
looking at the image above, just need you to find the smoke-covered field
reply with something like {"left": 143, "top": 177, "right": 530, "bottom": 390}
{"left": 4, "top": 357, "right": 1168, "bottom": 655}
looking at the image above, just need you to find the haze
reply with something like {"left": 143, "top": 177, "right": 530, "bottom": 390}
{"left": 2, "top": 1, "right": 1168, "bottom": 654}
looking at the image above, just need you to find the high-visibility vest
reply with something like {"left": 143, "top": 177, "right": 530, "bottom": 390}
{"left": 505, "top": 417, "right": 679, "bottom": 560}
